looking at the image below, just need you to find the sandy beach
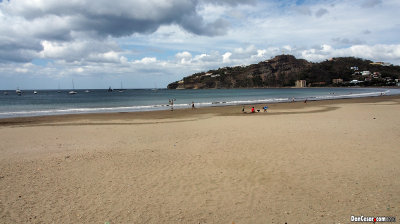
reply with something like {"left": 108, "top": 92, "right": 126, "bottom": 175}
{"left": 0, "top": 95, "right": 399, "bottom": 223}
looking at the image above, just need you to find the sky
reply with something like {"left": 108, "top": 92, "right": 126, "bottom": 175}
{"left": 0, "top": 0, "right": 399, "bottom": 89}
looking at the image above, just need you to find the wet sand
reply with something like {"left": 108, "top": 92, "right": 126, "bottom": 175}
{"left": 0, "top": 95, "right": 399, "bottom": 223}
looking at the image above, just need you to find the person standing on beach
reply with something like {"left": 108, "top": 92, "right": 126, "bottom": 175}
{"left": 251, "top": 107, "right": 255, "bottom": 113}
{"left": 242, "top": 106, "right": 245, "bottom": 113}
{"left": 192, "top": 102, "right": 195, "bottom": 109}
{"left": 169, "top": 99, "right": 174, "bottom": 111}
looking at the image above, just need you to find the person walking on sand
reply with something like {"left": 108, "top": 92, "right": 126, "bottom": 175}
{"left": 192, "top": 102, "right": 195, "bottom": 109}
{"left": 251, "top": 107, "right": 255, "bottom": 113}
{"left": 242, "top": 106, "right": 245, "bottom": 113}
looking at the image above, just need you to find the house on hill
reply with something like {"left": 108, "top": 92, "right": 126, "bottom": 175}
{"left": 295, "top": 80, "right": 307, "bottom": 88}
{"left": 332, "top": 79, "right": 343, "bottom": 84}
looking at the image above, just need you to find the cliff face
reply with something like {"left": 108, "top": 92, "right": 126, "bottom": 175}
{"left": 167, "top": 55, "right": 400, "bottom": 89}
{"left": 259, "top": 54, "right": 311, "bottom": 87}
{"left": 168, "top": 55, "right": 311, "bottom": 89}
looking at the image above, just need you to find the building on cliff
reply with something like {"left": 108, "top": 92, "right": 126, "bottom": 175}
{"left": 332, "top": 79, "right": 343, "bottom": 84}
{"left": 295, "top": 80, "right": 307, "bottom": 88}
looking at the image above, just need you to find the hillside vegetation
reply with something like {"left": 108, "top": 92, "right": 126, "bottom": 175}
{"left": 167, "top": 55, "right": 400, "bottom": 89}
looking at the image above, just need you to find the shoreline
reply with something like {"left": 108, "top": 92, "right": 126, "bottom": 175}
{"left": 1, "top": 87, "right": 398, "bottom": 120}
{"left": 1, "top": 94, "right": 399, "bottom": 126}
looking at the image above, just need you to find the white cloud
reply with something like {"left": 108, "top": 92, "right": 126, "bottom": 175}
{"left": 87, "top": 51, "right": 123, "bottom": 63}
{"left": 134, "top": 57, "right": 157, "bottom": 64}
{"left": 300, "top": 44, "right": 400, "bottom": 63}
{"left": 193, "top": 53, "right": 209, "bottom": 61}
{"left": 175, "top": 51, "right": 192, "bottom": 64}
{"left": 256, "top": 49, "right": 266, "bottom": 58}
{"left": 39, "top": 40, "right": 121, "bottom": 63}
{"left": 15, "top": 67, "right": 29, "bottom": 73}
{"left": 75, "top": 67, "right": 84, "bottom": 73}
{"left": 222, "top": 52, "right": 232, "bottom": 63}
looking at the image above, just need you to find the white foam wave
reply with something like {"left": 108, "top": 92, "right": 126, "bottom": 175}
{"left": 0, "top": 104, "right": 170, "bottom": 117}
{"left": 314, "top": 90, "right": 390, "bottom": 100}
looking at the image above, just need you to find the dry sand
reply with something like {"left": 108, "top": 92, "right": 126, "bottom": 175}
{"left": 0, "top": 96, "right": 399, "bottom": 223}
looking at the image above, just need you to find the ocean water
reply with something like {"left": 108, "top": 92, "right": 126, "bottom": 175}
{"left": 0, "top": 88, "right": 399, "bottom": 118}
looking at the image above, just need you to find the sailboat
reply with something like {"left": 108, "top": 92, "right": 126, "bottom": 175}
{"left": 152, "top": 82, "right": 158, "bottom": 91}
{"left": 107, "top": 86, "right": 113, "bottom": 92}
{"left": 16, "top": 87, "right": 22, "bottom": 96}
{"left": 69, "top": 80, "right": 77, "bottom": 95}
{"left": 117, "top": 81, "right": 126, "bottom": 92}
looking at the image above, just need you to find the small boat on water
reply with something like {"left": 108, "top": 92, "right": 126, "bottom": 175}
{"left": 33, "top": 91, "right": 38, "bottom": 94}
{"left": 16, "top": 88, "right": 22, "bottom": 95}
{"left": 152, "top": 83, "right": 158, "bottom": 91}
{"left": 85, "top": 90, "right": 90, "bottom": 93}
{"left": 69, "top": 80, "right": 77, "bottom": 95}
{"left": 116, "top": 81, "right": 126, "bottom": 92}
{"left": 107, "top": 86, "right": 113, "bottom": 92}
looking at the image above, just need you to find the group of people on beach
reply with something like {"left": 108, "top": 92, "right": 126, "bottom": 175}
{"left": 167, "top": 99, "right": 273, "bottom": 113}
{"left": 242, "top": 105, "right": 268, "bottom": 113}
{"left": 168, "top": 99, "right": 196, "bottom": 111}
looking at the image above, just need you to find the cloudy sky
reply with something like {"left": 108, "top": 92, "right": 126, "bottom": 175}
{"left": 0, "top": 0, "right": 399, "bottom": 89}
